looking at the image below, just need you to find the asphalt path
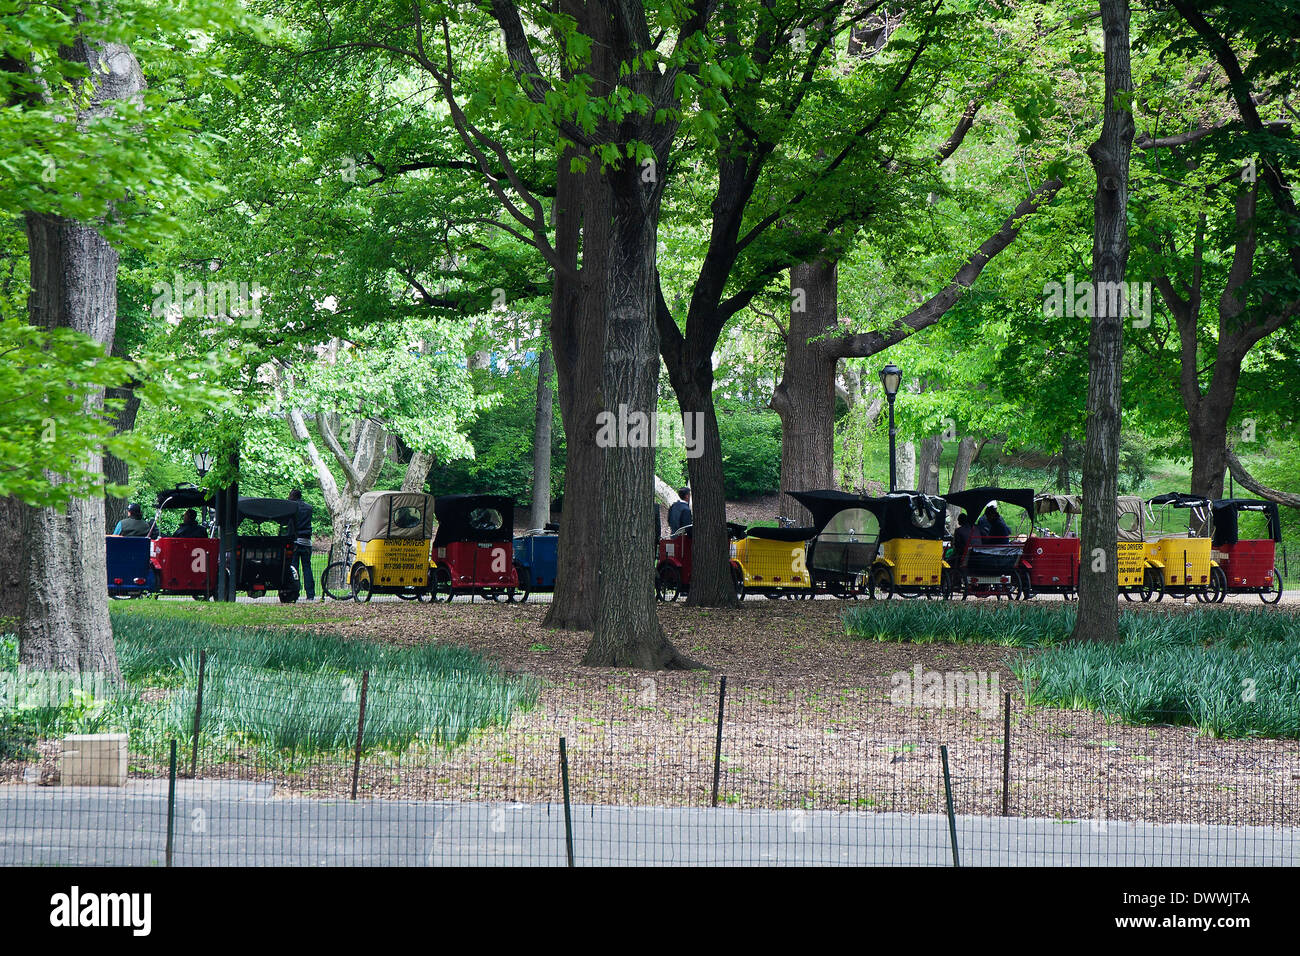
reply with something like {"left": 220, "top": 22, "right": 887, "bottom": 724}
{"left": 2, "top": 782, "right": 1294, "bottom": 866}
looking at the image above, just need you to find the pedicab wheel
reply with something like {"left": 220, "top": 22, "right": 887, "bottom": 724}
{"left": 415, "top": 579, "right": 435, "bottom": 603}
{"left": 433, "top": 568, "right": 454, "bottom": 603}
{"left": 321, "top": 561, "right": 351, "bottom": 601}
{"left": 730, "top": 564, "right": 745, "bottom": 600}
{"left": 656, "top": 565, "right": 682, "bottom": 603}
{"left": 515, "top": 564, "right": 533, "bottom": 603}
{"left": 1143, "top": 567, "right": 1164, "bottom": 602}
{"left": 939, "top": 569, "right": 955, "bottom": 601}
{"left": 872, "top": 566, "right": 895, "bottom": 600}
{"left": 1261, "top": 570, "right": 1282, "bottom": 605}
{"left": 278, "top": 588, "right": 300, "bottom": 604}
{"left": 350, "top": 566, "right": 373, "bottom": 603}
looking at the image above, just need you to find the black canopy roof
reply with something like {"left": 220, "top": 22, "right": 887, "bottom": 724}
{"left": 237, "top": 497, "right": 299, "bottom": 524}
{"left": 788, "top": 489, "right": 947, "bottom": 541}
{"left": 746, "top": 525, "right": 818, "bottom": 542}
{"left": 944, "top": 486, "right": 1035, "bottom": 519}
{"left": 1149, "top": 492, "right": 1213, "bottom": 509}
{"left": 788, "top": 490, "right": 884, "bottom": 535}
{"left": 434, "top": 494, "right": 516, "bottom": 544}
{"left": 155, "top": 486, "right": 214, "bottom": 510}
{"left": 1211, "top": 498, "right": 1282, "bottom": 546}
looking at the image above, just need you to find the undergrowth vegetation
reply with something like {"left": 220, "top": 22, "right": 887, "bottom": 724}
{"left": 844, "top": 603, "right": 1300, "bottom": 739}
{"left": 1, "top": 611, "right": 539, "bottom": 765}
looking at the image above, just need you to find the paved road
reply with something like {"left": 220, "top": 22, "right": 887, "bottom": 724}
{"left": 1, "top": 782, "right": 1294, "bottom": 866}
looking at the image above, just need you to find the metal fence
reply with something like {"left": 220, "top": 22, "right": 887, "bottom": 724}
{"left": 2, "top": 667, "right": 1296, "bottom": 866}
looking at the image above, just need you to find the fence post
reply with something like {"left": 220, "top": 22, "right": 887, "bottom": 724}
{"left": 351, "top": 671, "right": 370, "bottom": 801}
{"left": 166, "top": 739, "right": 177, "bottom": 868}
{"left": 1001, "top": 691, "right": 1011, "bottom": 817}
{"left": 711, "top": 676, "right": 727, "bottom": 808}
{"left": 940, "top": 744, "right": 959, "bottom": 868}
{"left": 189, "top": 650, "right": 206, "bottom": 779}
{"left": 559, "top": 736, "right": 574, "bottom": 867}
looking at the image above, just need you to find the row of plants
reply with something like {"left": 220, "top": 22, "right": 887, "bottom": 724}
{"left": 1, "top": 612, "right": 540, "bottom": 766}
{"left": 844, "top": 603, "right": 1300, "bottom": 739}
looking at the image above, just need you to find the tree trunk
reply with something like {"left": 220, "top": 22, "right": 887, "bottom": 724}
{"left": 772, "top": 260, "right": 839, "bottom": 524}
{"left": 917, "top": 436, "right": 944, "bottom": 494}
{"left": 400, "top": 449, "right": 434, "bottom": 493}
{"left": 19, "top": 212, "right": 121, "bottom": 678}
{"left": 949, "top": 436, "right": 978, "bottom": 493}
{"left": 673, "top": 373, "right": 737, "bottom": 607}
{"left": 1071, "top": 0, "right": 1133, "bottom": 644}
{"left": 528, "top": 346, "right": 554, "bottom": 530}
{"left": 897, "top": 440, "right": 917, "bottom": 490}
{"left": 582, "top": 166, "right": 692, "bottom": 669}
{"left": 103, "top": 338, "right": 140, "bottom": 532}
{"left": 543, "top": 148, "right": 606, "bottom": 632}
{"left": 0, "top": 498, "right": 27, "bottom": 627}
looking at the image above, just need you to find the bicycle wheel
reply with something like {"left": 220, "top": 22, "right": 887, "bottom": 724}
{"left": 322, "top": 561, "right": 351, "bottom": 600}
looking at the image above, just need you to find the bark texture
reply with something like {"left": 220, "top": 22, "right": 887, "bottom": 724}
{"left": 1071, "top": 0, "right": 1133, "bottom": 644}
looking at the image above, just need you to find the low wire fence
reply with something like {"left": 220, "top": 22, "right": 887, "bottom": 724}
{"left": 2, "top": 665, "right": 1296, "bottom": 866}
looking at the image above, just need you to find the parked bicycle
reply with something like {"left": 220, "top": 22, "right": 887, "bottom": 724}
{"left": 321, "top": 527, "right": 355, "bottom": 601}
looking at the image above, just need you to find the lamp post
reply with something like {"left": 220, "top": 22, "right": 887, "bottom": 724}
{"left": 194, "top": 449, "right": 213, "bottom": 526}
{"left": 878, "top": 363, "right": 902, "bottom": 492}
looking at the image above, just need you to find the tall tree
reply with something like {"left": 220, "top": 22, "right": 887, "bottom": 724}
{"left": 1072, "top": 0, "right": 1134, "bottom": 644}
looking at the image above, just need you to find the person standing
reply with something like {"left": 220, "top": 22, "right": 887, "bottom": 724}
{"left": 287, "top": 488, "right": 316, "bottom": 600}
{"left": 668, "top": 487, "right": 693, "bottom": 535}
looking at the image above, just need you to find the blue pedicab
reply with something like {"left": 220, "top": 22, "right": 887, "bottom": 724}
{"left": 513, "top": 524, "right": 559, "bottom": 600}
{"left": 106, "top": 536, "right": 156, "bottom": 599}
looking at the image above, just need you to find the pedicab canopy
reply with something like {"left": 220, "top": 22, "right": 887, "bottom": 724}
{"left": 433, "top": 494, "right": 515, "bottom": 545}
{"left": 1211, "top": 498, "right": 1282, "bottom": 547}
{"left": 944, "top": 487, "right": 1035, "bottom": 525}
{"left": 786, "top": 489, "right": 876, "bottom": 540}
{"left": 155, "top": 485, "right": 215, "bottom": 510}
{"left": 357, "top": 491, "right": 434, "bottom": 543}
{"left": 787, "top": 490, "right": 948, "bottom": 542}
{"left": 1033, "top": 493, "right": 1081, "bottom": 517}
{"left": 236, "top": 497, "right": 299, "bottom": 531}
{"left": 1115, "top": 496, "right": 1148, "bottom": 541}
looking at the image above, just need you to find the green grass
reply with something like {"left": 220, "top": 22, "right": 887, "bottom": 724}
{"left": 1, "top": 608, "right": 540, "bottom": 765}
{"left": 107, "top": 598, "right": 351, "bottom": 628}
{"left": 843, "top": 602, "right": 1300, "bottom": 738}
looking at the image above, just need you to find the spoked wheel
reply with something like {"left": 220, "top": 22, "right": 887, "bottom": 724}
{"left": 1006, "top": 571, "right": 1027, "bottom": 602}
{"left": 730, "top": 564, "right": 745, "bottom": 600}
{"left": 939, "top": 568, "right": 954, "bottom": 601}
{"left": 872, "top": 566, "right": 895, "bottom": 600}
{"left": 350, "top": 565, "right": 373, "bottom": 603}
{"left": 415, "top": 573, "right": 436, "bottom": 603}
{"left": 656, "top": 565, "right": 682, "bottom": 603}
{"left": 1261, "top": 570, "right": 1282, "bottom": 605}
{"left": 515, "top": 564, "right": 533, "bottom": 603}
{"left": 432, "top": 568, "right": 454, "bottom": 603}
{"left": 322, "top": 561, "right": 351, "bottom": 600}
{"left": 1143, "top": 567, "right": 1163, "bottom": 603}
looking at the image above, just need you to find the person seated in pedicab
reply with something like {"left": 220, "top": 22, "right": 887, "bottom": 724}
{"left": 977, "top": 504, "right": 1011, "bottom": 545}
{"left": 952, "top": 512, "right": 981, "bottom": 563}
{"left": 112, "top": 502, "right": 157, "bottom": 538}
{"left": 668, "top": 487, "right": 692, "bottom": 535}
{"left": 171, "top": 508, "right": 206, "bottom": 538}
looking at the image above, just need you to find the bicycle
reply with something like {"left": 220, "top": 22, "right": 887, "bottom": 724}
{"left": 321, "top": 528, "right": 355, "bottom": 601}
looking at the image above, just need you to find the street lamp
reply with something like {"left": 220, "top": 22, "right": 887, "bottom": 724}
{"left": 194, "top": 449, "right": 213, "bottom": 479}
{"left": 194, "top": 449, "right": 213, "bottom": 527}
{"left": 878, "top": 363, "right": 902, "bottom": 492}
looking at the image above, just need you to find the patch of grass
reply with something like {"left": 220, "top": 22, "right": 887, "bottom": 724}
{"left": 2, "top": 611, "right": 540, "bottom": 765}
{"left": 843, "top": 603, "right": 1300, "bottom": 738}
{"left": 108, "top": 599, "right": 351, "bottom": 628}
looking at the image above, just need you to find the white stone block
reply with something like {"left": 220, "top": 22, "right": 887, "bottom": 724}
{"left": 61, "top": 734, "right": 129, "bottom": 787}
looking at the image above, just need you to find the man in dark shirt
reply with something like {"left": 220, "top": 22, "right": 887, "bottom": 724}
{"left": 952, "top": 512, "right": 981, "bottom": 564}
{"left": 977, "top": 505, "right": 1011, "bottom": 545}
{"left": 287, "top": 488, "right": 316, "bottom": 600}
{"left": 112, "top": 502, "right": 156, "bottom": 538}
{"left": 667, "top": 487, "right": 692, "bottom": 535}
{"left": 172, "top": 509, "right": 206, "bottom": 538}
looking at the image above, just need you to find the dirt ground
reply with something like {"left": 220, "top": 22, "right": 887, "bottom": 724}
{"left": 227, "top": 598, "right": 1300, "bottom": 827}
